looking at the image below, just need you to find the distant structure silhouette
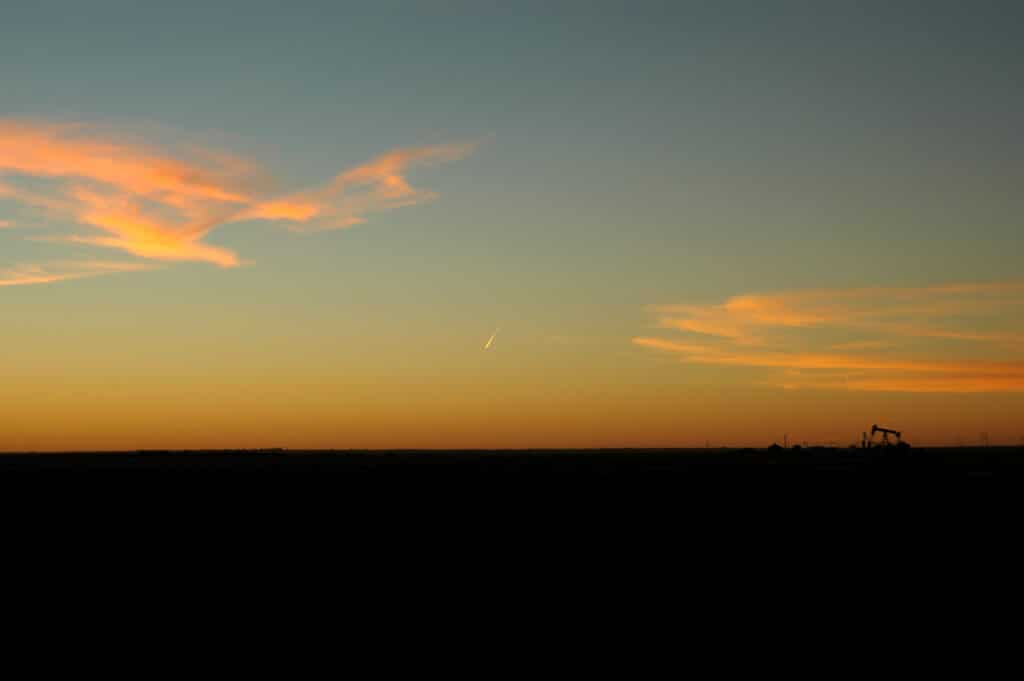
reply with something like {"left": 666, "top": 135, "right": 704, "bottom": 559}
{"left": 866, "top": 424, "right": 910, "bottom": 449}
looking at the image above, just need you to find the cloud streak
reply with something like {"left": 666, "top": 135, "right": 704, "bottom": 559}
{"left": 237, "top": 142, "right": 477, "bottom": 232}
{"left": 0, "top": 260, "right": 155, "bottom": 287}
{"left": 635, "top": 282, "right": 1024, "bottom": 393}
{"left": 0, "top": 119, "right": 475, "bottom": 279}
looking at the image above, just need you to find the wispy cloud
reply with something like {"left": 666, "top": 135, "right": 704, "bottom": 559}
{"left": 652, "top": 282, "right": 1024, "bottom": 346}
{"left": 634, "top": 282, "right": 1024, "bottom": 393}
{"left": 236, "top": 142, "right": 478, "bottom": 232}
{"left": 0, "top": 119, "right": 475, "bottom": 279}
{"left": 0, "top": 260, "right": 155, "bottom": 287}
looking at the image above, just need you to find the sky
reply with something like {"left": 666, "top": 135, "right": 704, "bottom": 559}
{"left": 1, "top": 0, "right": 1023, "bottom": 450}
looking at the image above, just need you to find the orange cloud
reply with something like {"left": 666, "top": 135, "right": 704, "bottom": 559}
{"left": 65, "top": 186, "right": 241, "bottom": 267}
{"left": 830, "top": 340, "right": 889, "bottom": 351}
{"left": 0, "top": 220, "right": 13, "bottom": 228}
{"left": 637, "top": 282, "right": 1024, "bottom": 393}
{"left": 233, "top": 199, "right": 322, "bottom": 223}
{"left": 241, "top": 142, "right": 479, "bottom": 233}
{"left": 651, "top": 281, "right": 1024, "bottom": 346}
{"left": 0, "top": 261, "right": 155, "bottom": 287}
{"left": 0, "top": 119, "right": 475, "bottom": 279}
{"left": 634, "top": 336, "right": 1024, "bottom": 375}
{"left": 0, "top": 120, "right": 248, "bottom": 203}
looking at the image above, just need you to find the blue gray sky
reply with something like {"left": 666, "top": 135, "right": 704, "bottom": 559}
{"left": 2, "top": 1, "right": 1022, "bottom": 448}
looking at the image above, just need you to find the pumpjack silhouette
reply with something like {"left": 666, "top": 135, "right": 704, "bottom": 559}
{"left": 862, "top": 424, "right": 911, "bottom": 449}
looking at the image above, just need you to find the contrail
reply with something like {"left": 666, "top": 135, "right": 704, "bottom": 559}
{"left": 484, "top": 327, "right": 499, "bottom": 350}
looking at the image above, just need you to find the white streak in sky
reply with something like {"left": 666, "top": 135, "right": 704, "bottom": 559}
{"left": 484, "top": 327, "right": 499, "bottom": 350}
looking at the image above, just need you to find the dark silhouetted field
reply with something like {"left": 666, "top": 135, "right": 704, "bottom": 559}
{"left": 1, "top": 446, "right": 1023, "bottom": 475}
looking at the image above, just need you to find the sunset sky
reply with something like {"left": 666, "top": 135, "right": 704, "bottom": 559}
{"left": 2, "top": 1, "right": 1022, "bottom": 450}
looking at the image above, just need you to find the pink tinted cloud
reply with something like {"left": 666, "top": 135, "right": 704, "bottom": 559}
{"left": 237, "top": 142, "right": 478, "bottom": 232}
{"left": 0, "top": 119, "right": 475, "bottom": 276}
{"left": 0, "top": 260, "right": 155, "bottom": 287}
{"left": 636, "top": 282, "right": 1024, "bottom": 393}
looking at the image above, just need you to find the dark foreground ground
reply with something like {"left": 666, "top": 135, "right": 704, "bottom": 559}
{"left": 1, "top": 446, "right": 1023, "bottom": 475}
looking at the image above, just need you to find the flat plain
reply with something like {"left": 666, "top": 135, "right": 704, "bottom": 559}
{"left": 1, "top": 447, "right": 1022, "bottom": 475}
